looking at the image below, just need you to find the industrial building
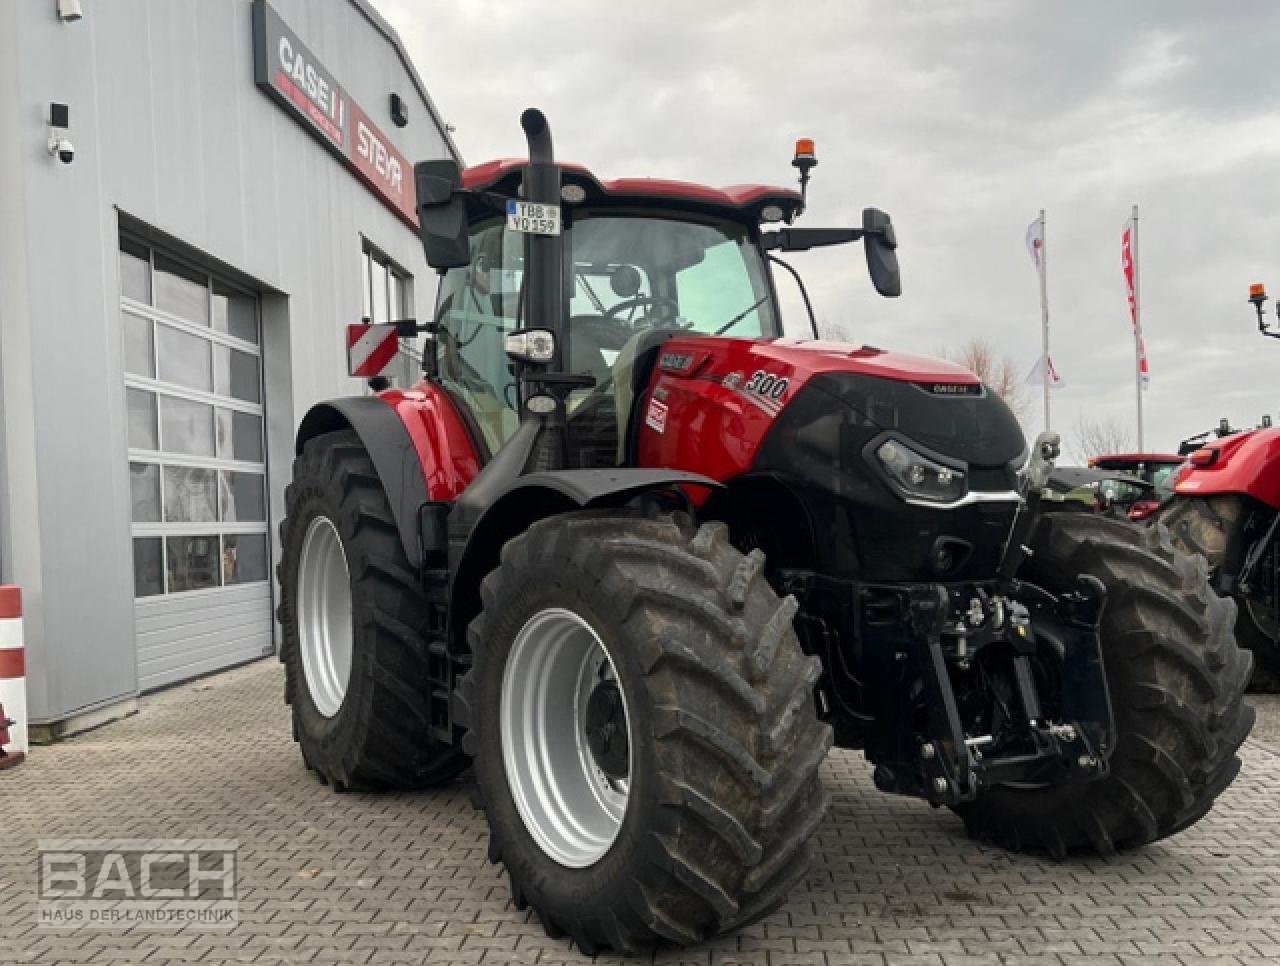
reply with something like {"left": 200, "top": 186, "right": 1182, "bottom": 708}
{"left": 0, "top": 0, "right": 455, "bottom": 735}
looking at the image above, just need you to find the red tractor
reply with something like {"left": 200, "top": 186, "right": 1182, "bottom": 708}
{"left": 1087, "top": 453, "right": 1186, "bottom": 521}
{"left": 1161, "top": 285, "right": 1280, "bottom": 690}
{"left": 277, "top": 110, "right": 1252, "bottom": 953}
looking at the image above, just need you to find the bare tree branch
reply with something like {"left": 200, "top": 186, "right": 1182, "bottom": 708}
{"left": 818, "top": 319, "right": 853, "bottom": 342}
{"left": 941, "top": 338, "right": 1031, "bottom": 417}
{"left": 1069, "top": 415, "right": 1136, "bottom": 463}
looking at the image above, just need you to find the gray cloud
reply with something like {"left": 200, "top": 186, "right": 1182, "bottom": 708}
{"left": 377, "top": 0, "right": 1280, "bottom": 452}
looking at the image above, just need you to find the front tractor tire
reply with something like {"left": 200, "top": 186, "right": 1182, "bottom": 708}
{"left": 278, "top": 429, "right": 467, "bottom": 791}
{"left": 1163, "top": 494, "right": 1280, "bottom": 693}
{"left": 955, "top": 513, "right": 1254, "bottom": 857}
{"left": 454, "top": 513, "right": 832, "bottom": 954}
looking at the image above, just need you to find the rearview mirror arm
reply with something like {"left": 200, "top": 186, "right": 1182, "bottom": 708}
{"left": 761, "top": 227, "right": 863, "bottom": 252}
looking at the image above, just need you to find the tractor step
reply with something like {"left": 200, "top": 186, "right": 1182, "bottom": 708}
{"left": 423, "top": 566, "right": 458, "bottom": 745}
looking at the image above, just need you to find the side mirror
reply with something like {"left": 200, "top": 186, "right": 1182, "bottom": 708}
{"left": 862, "top": 207, "right": 901, "bottom": 298}
{"left": 414, "top": 160, "right": 471, "bottom": 269}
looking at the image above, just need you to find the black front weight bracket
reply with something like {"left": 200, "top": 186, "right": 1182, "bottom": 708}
{"left": 871, "top": 575, "right": 1114, "bottom": 807}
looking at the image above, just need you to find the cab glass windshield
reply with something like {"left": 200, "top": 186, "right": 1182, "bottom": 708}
{"left": 1151, "top": 464, "right": 1181, "bottom": 500}
{"left": 433, "top": 212, "right": 776, "bottom": 453}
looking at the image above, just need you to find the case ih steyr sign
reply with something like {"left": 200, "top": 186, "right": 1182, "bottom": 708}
{"left": 251, "top": 0, "right": 418, "bottom": 229}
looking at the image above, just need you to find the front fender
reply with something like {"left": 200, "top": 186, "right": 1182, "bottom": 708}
{"left": 447, "top": 468, "right": 721, "bottom": 657}
{"left": 1175, "top": 427, "right": 1280, "bottom": 510}
{"left": 295, "top": 387, "right": 482, "bottom": 569}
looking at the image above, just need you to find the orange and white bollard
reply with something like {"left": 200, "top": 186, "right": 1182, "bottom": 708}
{"left": 0, "top": 586, "right": 26, "bottom": 769}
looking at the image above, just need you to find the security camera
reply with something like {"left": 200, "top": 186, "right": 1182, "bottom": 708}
{"left": 47, "top": 103, "right": 74, "bottom": 163}
{"left": 48, "top": 136, "right": 75, "bottom": 164}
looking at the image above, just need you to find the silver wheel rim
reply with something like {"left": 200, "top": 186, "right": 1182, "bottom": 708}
{"left": 297, "top": 515, "right": 353, "bottom": 718}
{"left": 500, "top": 608, "right": 632, "bottom": 868}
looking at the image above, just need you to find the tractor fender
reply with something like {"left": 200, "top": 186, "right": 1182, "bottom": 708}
{"left": 499, "top": 468, "right": 722, "bottom": 507}
{"left": 295, "top": 392, "right": 483, "bottom": 570}
{"left": 447, "top": 468, "right": 722, "bottom": 655}
{"left": 1175, "top": 426, "right": 1280, "bottom": 510}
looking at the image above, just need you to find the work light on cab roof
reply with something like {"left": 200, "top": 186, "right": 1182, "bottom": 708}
{"left": 792, "top": 137, "right": 817, "bottom": 210}
{"left": 1249, "top": 280, "right": 1280, "bottom": 340}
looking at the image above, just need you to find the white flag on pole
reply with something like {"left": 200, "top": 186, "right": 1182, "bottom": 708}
{"left": 1025, "top": 353, "right": 1065, "bottom": 389}
{"left": 1026, "top": 216, "right": 1045, "bottom": 272}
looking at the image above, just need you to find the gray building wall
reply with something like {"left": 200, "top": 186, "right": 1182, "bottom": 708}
{"left": 0, "top": 0, "right": 455, "bottom": 725}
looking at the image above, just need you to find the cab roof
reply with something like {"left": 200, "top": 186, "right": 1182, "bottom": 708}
{"left": 462, "top": 159, "right": 804, "bottom": 221}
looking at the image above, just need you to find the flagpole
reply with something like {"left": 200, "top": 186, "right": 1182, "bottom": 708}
{"left": 1038, "top": 209, "right": 1050, "bottom": 430}
{"left": 1132, "top": 204, "right": 1144, "bottom": 451}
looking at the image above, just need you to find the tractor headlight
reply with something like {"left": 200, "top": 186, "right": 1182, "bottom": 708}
{"left": 504, "top": 328, "right": 556, "bottom": 364}
{"left": 875, "top": 438, "right": 967, "bottom": 504}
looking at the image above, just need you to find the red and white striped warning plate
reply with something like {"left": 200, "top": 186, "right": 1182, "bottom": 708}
{"left": 346, "top": 323, "right": 400, "bottom": 378}
{"left": 0, "top": 585, "right": 26, "bottom": 759}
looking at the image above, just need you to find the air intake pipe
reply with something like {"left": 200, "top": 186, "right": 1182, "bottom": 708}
{"left": 519, "top": 109, "right": 564, "bottom": 371}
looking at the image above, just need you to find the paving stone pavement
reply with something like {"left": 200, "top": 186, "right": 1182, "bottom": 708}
{"left": 2, "top": 658, "right": 1279, "bottom": 966}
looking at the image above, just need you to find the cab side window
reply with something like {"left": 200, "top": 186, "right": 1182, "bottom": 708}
{"left": 433, "top": 221, "right": 524, "bottom": 452}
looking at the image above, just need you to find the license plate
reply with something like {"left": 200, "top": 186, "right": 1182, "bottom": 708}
{"left": 506, "top": 200, "right": 561, "bottom": 236}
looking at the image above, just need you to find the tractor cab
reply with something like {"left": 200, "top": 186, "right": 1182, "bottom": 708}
{"left": 416, "top": 111, "right": 900, "bottom": 476}
{"left": 431, "top": 181, "right": 785, "bottom": 462}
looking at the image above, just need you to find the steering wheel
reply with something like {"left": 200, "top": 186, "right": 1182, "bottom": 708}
{"left": 604, "top": 295, "right": 683, "bottom": 326}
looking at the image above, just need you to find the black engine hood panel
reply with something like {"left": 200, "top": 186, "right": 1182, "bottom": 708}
{"left": 798, "top": 372, "right": 1028, "bottom": 469}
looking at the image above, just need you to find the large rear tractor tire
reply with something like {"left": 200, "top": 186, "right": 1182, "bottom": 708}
{"left": 1164, "top": 494, "right": 1280, "bottom": 693}
{"left": 278, "top": 429, "right": 467, "bottom": 791}
{"left": 954, "top": 513, "right": 1253, "bottom": 856}
{"left": 454, "top": 512, "right": 832, "bottom": 953}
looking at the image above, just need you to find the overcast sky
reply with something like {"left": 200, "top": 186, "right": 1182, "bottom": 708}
{"left": 374, "top": 0, "right": 1280, "bottom": 456}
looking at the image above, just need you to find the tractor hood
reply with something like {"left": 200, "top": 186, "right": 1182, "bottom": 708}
{"left": 635, "top": 335, "right": 1027, "bottom": 486}
{"left": 645, "top": 336, "right": 985, "bottom": 403}
{"left": 775, "top": 369, "right": 1028, "bottom": 473}
{"left": 756, "top": 339, "right": 982, "bottom": 385}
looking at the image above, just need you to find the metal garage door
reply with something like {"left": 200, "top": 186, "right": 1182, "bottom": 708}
{"left": 118, "top": 235, "right": 274, "bottom": 690}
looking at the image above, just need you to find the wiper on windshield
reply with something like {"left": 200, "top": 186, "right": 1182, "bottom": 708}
{"left": 714, "top": 296, "right": 768, "bottom": 336}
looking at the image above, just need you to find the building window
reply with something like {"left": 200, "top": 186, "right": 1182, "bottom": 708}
{"left": 361, "top": 244, "right": 419, "bottom": 386}
{"left": 119, "top": 236, "right": 269, "bottom": 598}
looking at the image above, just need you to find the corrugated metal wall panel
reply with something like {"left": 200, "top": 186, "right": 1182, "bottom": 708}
{"left": 135, "top": 583, "right": 273, "bottom": 690}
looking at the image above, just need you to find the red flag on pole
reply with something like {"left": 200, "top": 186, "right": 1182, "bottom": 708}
{"left": 1121, "top": 219, "right": 1150, "bottom": 388}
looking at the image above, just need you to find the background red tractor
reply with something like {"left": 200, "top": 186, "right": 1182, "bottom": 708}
{"left": 276, "top": 109, "right": 1252, "bottom": 953}
{"left": 1165, "top": 427, "right": 1280, "bottom": 690}
{"left": 1087, "top": 452, "right": 1186, "bottom": 521}
{"left": 1160, "top": 288, "right": 1280, "bottom": 692}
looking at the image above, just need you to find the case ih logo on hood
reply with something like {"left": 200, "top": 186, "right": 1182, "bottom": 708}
{"left": 252, "top": 0, "right": 417, "bottom": 228}
{"left": 921, "top": 382, "right": 982, "bottom": 396}
{"left": 659, "top": 352, "right": 695, "bottom": 373}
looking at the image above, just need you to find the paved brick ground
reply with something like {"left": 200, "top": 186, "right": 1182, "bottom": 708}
{"left": 2, "top": 660, "right": 1279, "bottom": 965}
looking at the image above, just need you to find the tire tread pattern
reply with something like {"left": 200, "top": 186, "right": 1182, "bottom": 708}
{"left": 1163, "top": 495, "right": 1280, "bottom": 692}
{"left": 454, "top": 513, "right": 832, "bottom": 953}
{"left": 277, "top": 430, "right": 466, "bottom": 791}
{"left": 954, "top": 513, "right": 1254, "bottom": 856}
